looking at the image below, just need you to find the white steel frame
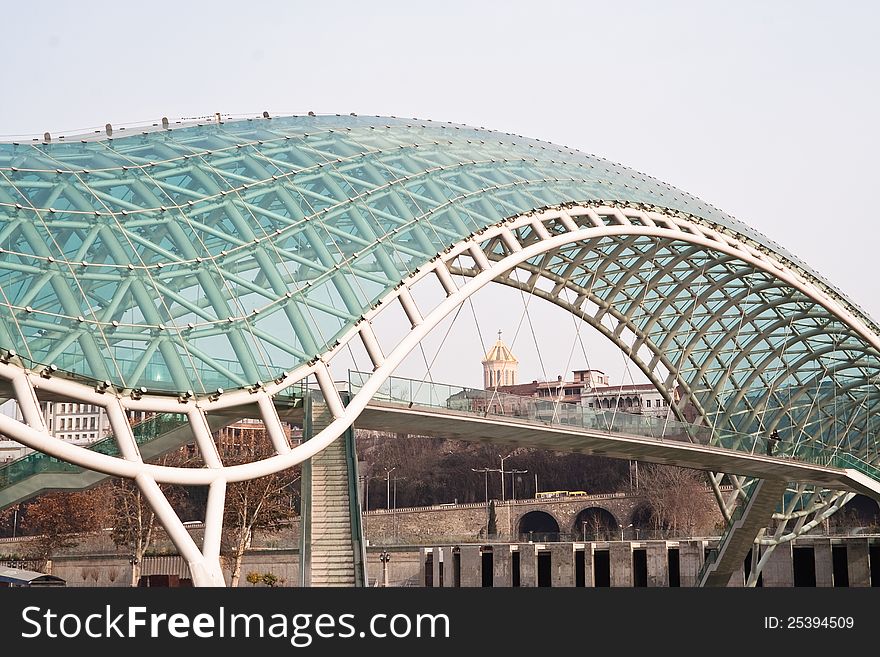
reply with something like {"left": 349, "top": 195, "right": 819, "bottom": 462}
{"left": 0, "top": 204, "right": 878, "bottom": 586}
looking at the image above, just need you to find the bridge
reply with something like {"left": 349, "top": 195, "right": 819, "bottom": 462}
{"left": 2, "top": 371, "right": 878, "bottom": 585}
{"left": 0, "top": 113, "right": 878, "bottom": 587}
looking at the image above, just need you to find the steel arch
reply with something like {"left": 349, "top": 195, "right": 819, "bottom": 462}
{"left": 1, "top": 115, "right": 878, "bottom": 586}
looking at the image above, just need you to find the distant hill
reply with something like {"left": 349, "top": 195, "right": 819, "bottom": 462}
{"left": 355, "top": 430, "right": 631, "bottom": 508}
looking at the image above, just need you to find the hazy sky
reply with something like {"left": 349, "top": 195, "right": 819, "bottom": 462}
{"left": 1, "top": 1, "right": 877, "bottom": 387}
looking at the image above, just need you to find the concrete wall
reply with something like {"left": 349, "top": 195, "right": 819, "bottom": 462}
{"left": 0, "top": 503, "right": 874, "bottom": 588}
{"left": 582, "top": 546, "right": 594, "bottom": 587}
{"left": 610, "top": 543, "right": 632, "bottom": 587}
{"left": 646, "top": 542, "right": 668, "bottom": 587}
{"left": 550, "top": 544, "right": 574, "bottom": 587}
{"left": 519, "top": 544, "right": 537, "bottom": 587}
{"left": 762, "top": 543, "right": 793, "bottom": 587}
{"left": 813, "top": 539, "right": 834, "bottom": 587}
{"left": 847, "top": 539, "right": 871, "bottom": 587}
{"left": 3, "top": 535, "right": 877, "bottom": 588}
{"left": 679, "top": 540, "right": 703, "bottom": 587}
{"left": 493, "top": 546, "right": 512, "bottom": 587}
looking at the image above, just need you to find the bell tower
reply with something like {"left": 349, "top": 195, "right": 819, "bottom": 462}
{"left": 482, "top": 330, "right": 518, "bottom": 389}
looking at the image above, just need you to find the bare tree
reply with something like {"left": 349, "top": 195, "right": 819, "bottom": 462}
{"left": 0, "top": 506, "right": 14, "bottom": 537}
{"left": 104, "top": 453, "right": 189, "bottom": 586}
{"left": 638, "top": 464, "right": 716, "bottom": 536}
{"left": 583, "top": 511, "right": 614, "bottom": 541}
{"left": 21, "top": 488, "right": 109, "bottom": 570}
{"left": 106, "top": 478, "right": 161, "bottom": 586}
{"left": 217, "top": 430, "right": 299, "bottom": 587}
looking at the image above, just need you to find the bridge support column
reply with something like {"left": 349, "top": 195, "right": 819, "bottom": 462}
{"left": 443, "top": 549, "right": 457, "bottom": 587}
{"left": 419, "top": 548, "right": 430, "bottom": 587}
{"left": 761, "top": 543, "right": 793, "bottom": 586}
{"left": 814, "top": 540, "right": 834, "bottom": 587}
{"left": 493, "top": 547, "right": 512, "bottom": 587}
{"left": 519, "top": 544, "right": 537, "bottom": 587}
{"left": 680, "top": 541, "right": 703, "bottom": 587}
{"left": 848, "top": 540, "right": 870, "bottom": 587}
{"left": 582, "top": 545, "right": 594, "bottom": 587}
{"left": 646, "top": 542, "right": 668, "bottom": 587}
{"left": 459, "top": 546, "right": 481, "bottom": 587}
{"left": 550, "top": 544, "right": 574, "bottom": 587}
{"left": 610, "top": 543, "right": 632, "bottom": 587}
{"left": 430, "top": 547, "right": 443, "bottom": 587}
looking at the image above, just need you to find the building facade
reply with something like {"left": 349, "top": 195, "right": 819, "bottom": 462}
{"left": 483, "top": 338, "right": 675, "bottom": 419}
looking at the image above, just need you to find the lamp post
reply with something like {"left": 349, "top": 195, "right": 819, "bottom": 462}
{"left": 362, "top": 474, "right": 383, "bottom": 512}
{"left": 128, "top": 555, "right": 140, "bottom": 586}
{"left": 384, "top": 467, "right": 396, "bottom": 510}
{"left": 582, "top": 520, "right": 587, "bottom": 542}
{"left": 507, "top": 468, "right": 528, "bottom": 501}
{"left": 619, "top": 523, "right": 633, "bottom": 541}
{"left": 498, "top": 454, "right": 511, "bottom": 501}
{"left": 472, "top": 467, "right": 492, "bottom": 506}
{"left": 392, "top": 475, "right": 406, "bottom": 511}
{"left": 379, "top": 550, "right": 391, "bottom": 587}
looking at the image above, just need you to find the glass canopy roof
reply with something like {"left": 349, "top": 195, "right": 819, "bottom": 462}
{"left": 0, "top": 114, "right": 874, "bottom": 395}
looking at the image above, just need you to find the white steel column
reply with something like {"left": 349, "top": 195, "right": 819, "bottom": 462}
{"left": 202, "top": 479, "right": 227, "bottom": 567}
{"left": 257, "top": 394, "right": 292, "bottom": 454}
{"left": 136, "top": 473, "right": 226, "bottom": 587}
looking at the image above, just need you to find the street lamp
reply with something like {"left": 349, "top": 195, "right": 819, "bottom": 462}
{"left": 379, "top": 550, "right": 391, "bottom": 587}
{"left": 619, "top": 523, "right": 633, "bottom": 541}
{"left": 392, "top": 475, "right": 406, "bottom": 511}
{"left": 384, "top": 467, "right": 396, "bottom": 510}
{"left": 472, "top": 467, "right": 492, "bottom": 506}
{"left": 507, "top": 468, "right": 528, "bottom": 501}
{"left": 498, "top": 454, "right": 511, "bottom": 501}
{"left": 582, "top": 520, "right": 587, "bottom": 542}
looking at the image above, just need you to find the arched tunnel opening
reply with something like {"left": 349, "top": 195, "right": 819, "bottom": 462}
{"left": 630, "top": 503, "right": 655, "bottom": 539}
{"left": 574, "top": 507, "right": 619, "bottom": 541}
{"left": 518, "top": 511, "right": 561, "bottom": 541}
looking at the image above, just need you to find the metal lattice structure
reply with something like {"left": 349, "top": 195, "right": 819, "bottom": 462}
{"left": 0, "top": 114, "right": 877, "bottom": 586}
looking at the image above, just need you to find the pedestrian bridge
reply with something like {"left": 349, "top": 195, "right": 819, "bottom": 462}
{"left": 3, "top": 369, "right": 879, "bottom": 586}
{"left": 348, "top": 372, "right": 880, "bottom": 499}
{"left": 1, "top": 113, "right": 878, "bottom": 586}
{"left": 4, "top": 371, "right": 878, "bottom": 509}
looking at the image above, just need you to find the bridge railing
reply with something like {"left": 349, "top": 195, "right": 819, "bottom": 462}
{"left": 348, "top": 369, "right": 710, "bottom": 441}
{"left": 349, "top": 371, "right": 880, "bottom": 481}
{"left": 0, "top": 412, "right": 190, "bottom": 491}
{"left": 349, "top": 370, "right": 758, "bottom": 448}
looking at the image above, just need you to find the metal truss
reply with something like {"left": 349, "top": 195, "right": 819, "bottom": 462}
{"left": 0, "top": 115, "right": 878, "bottom": 586}
{"left": 0, "top": 203, "right": 877, "bottom": 584}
